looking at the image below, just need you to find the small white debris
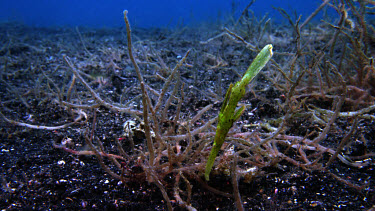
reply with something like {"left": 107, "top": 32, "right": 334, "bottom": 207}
{"left": 58, "top": 179, "right": 68, "bottom": 184}
{"left": 61, "top": 137, "right": 72, "bottom": 146}
{"left": 57, "top": 160, "right": 66, "bottom": 166}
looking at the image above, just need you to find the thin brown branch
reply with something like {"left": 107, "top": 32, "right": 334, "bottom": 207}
{"left": 0, "top": 109, "right": 86, "bottom": 130}
{"left": 231, "top": 154, "right": 244, "bottom": 211}
{"left": 64, "top": 56, "right": 141, "bottom": 115}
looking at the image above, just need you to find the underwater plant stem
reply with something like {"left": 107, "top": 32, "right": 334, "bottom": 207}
{"left": 0, "top": 109, "right": 86, "bottom": 130}
{"left": 141, "top": 82, "right": 155, "bottom": 165}
{"left": 75, "top": 26, "right": 91, "bottom": 55}
{"left": 325, "top": 118, "right": 358, "bottom": 168}
{"left": 235, "top": 0, "right": 256, "bottom": 27}
{"left": 300, "top": 0, "right": 331, "bottom": 29}
{"left": 232, "top": 154, "right": 244, "bottom": 211}
{"left": 64, "top": 56, "right": 142, "bottom": 115}
{"left": 123, "top": 10, "right": 143, "bottom": 84}
{"left": 85, "top": 110, "right": 121, "bottom": 180}
{"left": 205, "top": 44, "right": 273, "bottom": 181}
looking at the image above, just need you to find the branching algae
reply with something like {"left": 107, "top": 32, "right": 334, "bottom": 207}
{"left": 205, "top": 44, "right": 273, "bottom": 181}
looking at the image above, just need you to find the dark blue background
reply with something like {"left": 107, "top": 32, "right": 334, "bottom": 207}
{"left": 0, "top": 0, "right": 324, "bottom": 28}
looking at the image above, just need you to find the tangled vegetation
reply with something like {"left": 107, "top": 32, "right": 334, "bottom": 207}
{"left": 1, "top": 0, "right": 375, "bottom": 210}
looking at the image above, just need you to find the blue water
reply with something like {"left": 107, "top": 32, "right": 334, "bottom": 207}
{"left": 0, "top": 0, "right": 324, "bottom": 28}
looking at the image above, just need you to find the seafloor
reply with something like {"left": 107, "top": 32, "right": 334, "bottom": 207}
{"left": 1, "top": 9, "right": 375, "bottom": 211}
